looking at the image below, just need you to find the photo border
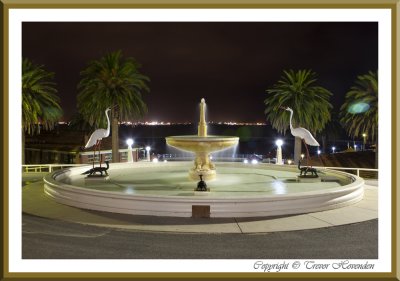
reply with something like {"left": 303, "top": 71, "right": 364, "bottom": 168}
{"left": 1, "top": 0, "right": 398, "bottom": 280}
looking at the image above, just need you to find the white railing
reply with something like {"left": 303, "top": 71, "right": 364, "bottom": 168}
{"left": 22, "top": 163, "right": 378, "bottom": 178}
{"left": 312, "top": 166, "right": 378, "bottom": 178}
{"left": 22, "top": 164, "right": 87, "bottom": 173}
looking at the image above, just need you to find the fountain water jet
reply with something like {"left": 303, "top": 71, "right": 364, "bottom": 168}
{"left": 166, "top": 98, "right": 239, "bottom": 181}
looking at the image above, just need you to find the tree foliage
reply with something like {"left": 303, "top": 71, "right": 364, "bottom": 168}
{"left": 265, "top": 69, "right": 333, "bottom": 135}
{"left": 22, "top": 58, "right": 62, "bottom": 135}
{"left": 77, "top": 50, "right": 149, "bottom": 128}
{"left": 340, "top": 71, "right": 378, "bottom": 142}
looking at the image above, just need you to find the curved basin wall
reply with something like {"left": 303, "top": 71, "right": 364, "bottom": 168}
{"left": 43, "top": 162, "right": 364, "bottom": 218}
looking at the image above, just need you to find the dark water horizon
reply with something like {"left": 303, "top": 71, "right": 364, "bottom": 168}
{"left": 118, "top": 124, "right": 356, "bottom": 159}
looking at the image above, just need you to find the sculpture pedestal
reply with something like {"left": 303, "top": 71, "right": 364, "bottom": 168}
{"left": 194, "top": 189, "right": 210, "bottom": 195}
{"left": 189, "top": 168, "right": 216, "bottom": 181}
{"left": 84, "top": 175, "right": 110, "bottom": 181}
{"left": 297, "top": 176, "right": 321, "bottom": 183}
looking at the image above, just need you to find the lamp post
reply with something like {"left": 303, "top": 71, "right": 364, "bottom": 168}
{"left": 362, "top": 133, "right": 367, "bottom": 151}
{"left": 275, "top": 139, "right": 283, "bottom": 165}
{"left": 354, "top": 144, "right": 357, "bottom": 151}
{"left": 300, "top": 153, "right": 305, "bottom": 161}
{"left": 287, "top": 159, "right": 292, "bottom": 165}
{"left": 317, "top": 150, "right": 321, "bottom": 156}
{"left": 145, "top": 146, "right": 151, "bottom": 161}
{"left": 126, "top": 139, "right": 134, "bottom": 163}
{"left": 332, "top": 146, "right": 336, "bottom": 154}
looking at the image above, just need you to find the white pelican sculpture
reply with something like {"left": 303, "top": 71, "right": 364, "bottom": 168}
{"left": 85, "top": 107, "right": 112, "bottom": 167}
{"left": 282, "top": 107, "right": 319, "bottom": 166}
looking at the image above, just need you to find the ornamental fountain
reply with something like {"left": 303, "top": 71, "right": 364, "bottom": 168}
{"left": 41, "top": 98, "right": 365, "bottom": 218}
{"left": 166, "top": 98, "right": 238, "bottom": 181}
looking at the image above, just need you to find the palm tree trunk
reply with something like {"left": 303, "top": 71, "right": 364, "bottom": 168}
{"left": 375, "top": 133, "right": 378, "bottom": 169}
{"left": 22, "top": 128, "right": 25, "bottom": 164}
{"left": 294, "top": 137, "right": 302, "bottom": 163}
{"left": 112, "top": 116, "right": 119, "bottom": 163}
{"left": 321, "top": 135, "right": 326, "bottom": 154}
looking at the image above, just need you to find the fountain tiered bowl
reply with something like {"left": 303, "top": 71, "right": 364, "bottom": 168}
{"left": 166, "top": 99, "right": 238, "bottom": 181}
{"left": 166, "top": 135, "right": 238, "bottom": 180}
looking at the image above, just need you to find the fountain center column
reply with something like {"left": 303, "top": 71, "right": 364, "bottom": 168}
{"left": 198, "top": 98, "right": 207, "bottom": 137}
{"left": 190, "top": 98, "right": 215, "bottom": 182}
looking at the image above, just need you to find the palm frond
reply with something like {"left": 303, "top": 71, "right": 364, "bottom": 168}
{"left": 22, "top": 58, "right": 63, "bottom": 135}
{"left": 339, "top": 71, "right": 378, "bottom": 141}
{"left": 77, "top": 50, "right": 150, "bottom": 127}
{"left": 264, "top": 69, "right": 332, "bottom": 135}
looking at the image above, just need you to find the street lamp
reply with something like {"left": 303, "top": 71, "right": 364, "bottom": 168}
{"left": 126, "top": 139, "right": 134, "bottom": 163}
{"left": 317, "top": 150, "right": 321, "bottom": 156}
{"left": 354, "top": 144, "right": 357, "bottom": 151}
{"left": 275, "top": 139, "right": 283, "bottom": 165}
{"left": 362, "top": 133, "right": 367, "bottom": 151}
{"left": 300, "top": 153, "right": 305, "bottom": 160}
{"left": 145, "top": 146, "right": 151, "bottom": 161}
{"left": 332, "top": 146, "right": 336, "bottom": 154}
{"left": 287, "top": 159, "right": 292, "bottom": 165}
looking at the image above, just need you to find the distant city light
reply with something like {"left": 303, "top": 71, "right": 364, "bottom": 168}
{"left": 354, "top": 144, "right": 357, "bottom": 151}
{"left": 145, "top": 146, "right": 151, "bottom": 152}
{"left": 251, "top": 159, "right": 258, "bottom": 164}
{"left": 288, "top": 160, "right": 292, "bottom": 165}
{"left": 332, "top": 146, "right": 336, "bottom": 153}
{"left": 275, "top": 139, "right": 283, "bottom": 147}
{"left": 317, "top": 150, "right": 321, "bottom": 155}
{"left": 118, "top": 121, "right": 267, "bottom": 126}
{"left": 243, "top": 159, "right": 249, "bottom": 164}
{"left": 152, "top": 158, "right": 159, "bottom": 163}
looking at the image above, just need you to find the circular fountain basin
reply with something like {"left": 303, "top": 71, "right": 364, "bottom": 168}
{"left": 44, "top": 162, "right": 364, "bottom": 218}
{"left": 165, "top": 135, "right": 239, "bottom": 153}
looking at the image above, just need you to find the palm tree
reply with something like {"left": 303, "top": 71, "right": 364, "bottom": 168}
{"left": 68, "top": 112, "right": 97, "bottom": 147}
{"left": 22, "top": 58, "right": 62, "bottom": 164}
{"left": 77, "top": 50, "right": 149, "bottom": 163}
{"left": 265, "top": 69, "right": 333, "bottom": 162}
{"left": 340, "top": 70, "right": 378, "bottom": 168}
{"left": 318, "top": 111, "right": 346, "bottom": 153}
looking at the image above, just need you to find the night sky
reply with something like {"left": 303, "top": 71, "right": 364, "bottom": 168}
{"left": 22, "top": 22, "right": 377, "bottom": 123}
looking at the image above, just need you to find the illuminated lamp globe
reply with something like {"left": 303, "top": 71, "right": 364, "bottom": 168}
{"left": 126, "top": 138, "right": 134, "bottom": 147}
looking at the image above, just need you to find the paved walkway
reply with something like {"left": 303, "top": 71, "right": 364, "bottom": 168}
{"left": 22, "top": 176, "right": 378, "bottom": 234}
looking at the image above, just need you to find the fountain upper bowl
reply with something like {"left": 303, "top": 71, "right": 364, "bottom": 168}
{"left": 166, "top": 135, "right": 239, "bottom": 153}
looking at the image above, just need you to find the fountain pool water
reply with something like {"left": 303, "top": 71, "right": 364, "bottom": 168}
{"left": 44, "top": 161, "right": 364, "bottom": 217}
